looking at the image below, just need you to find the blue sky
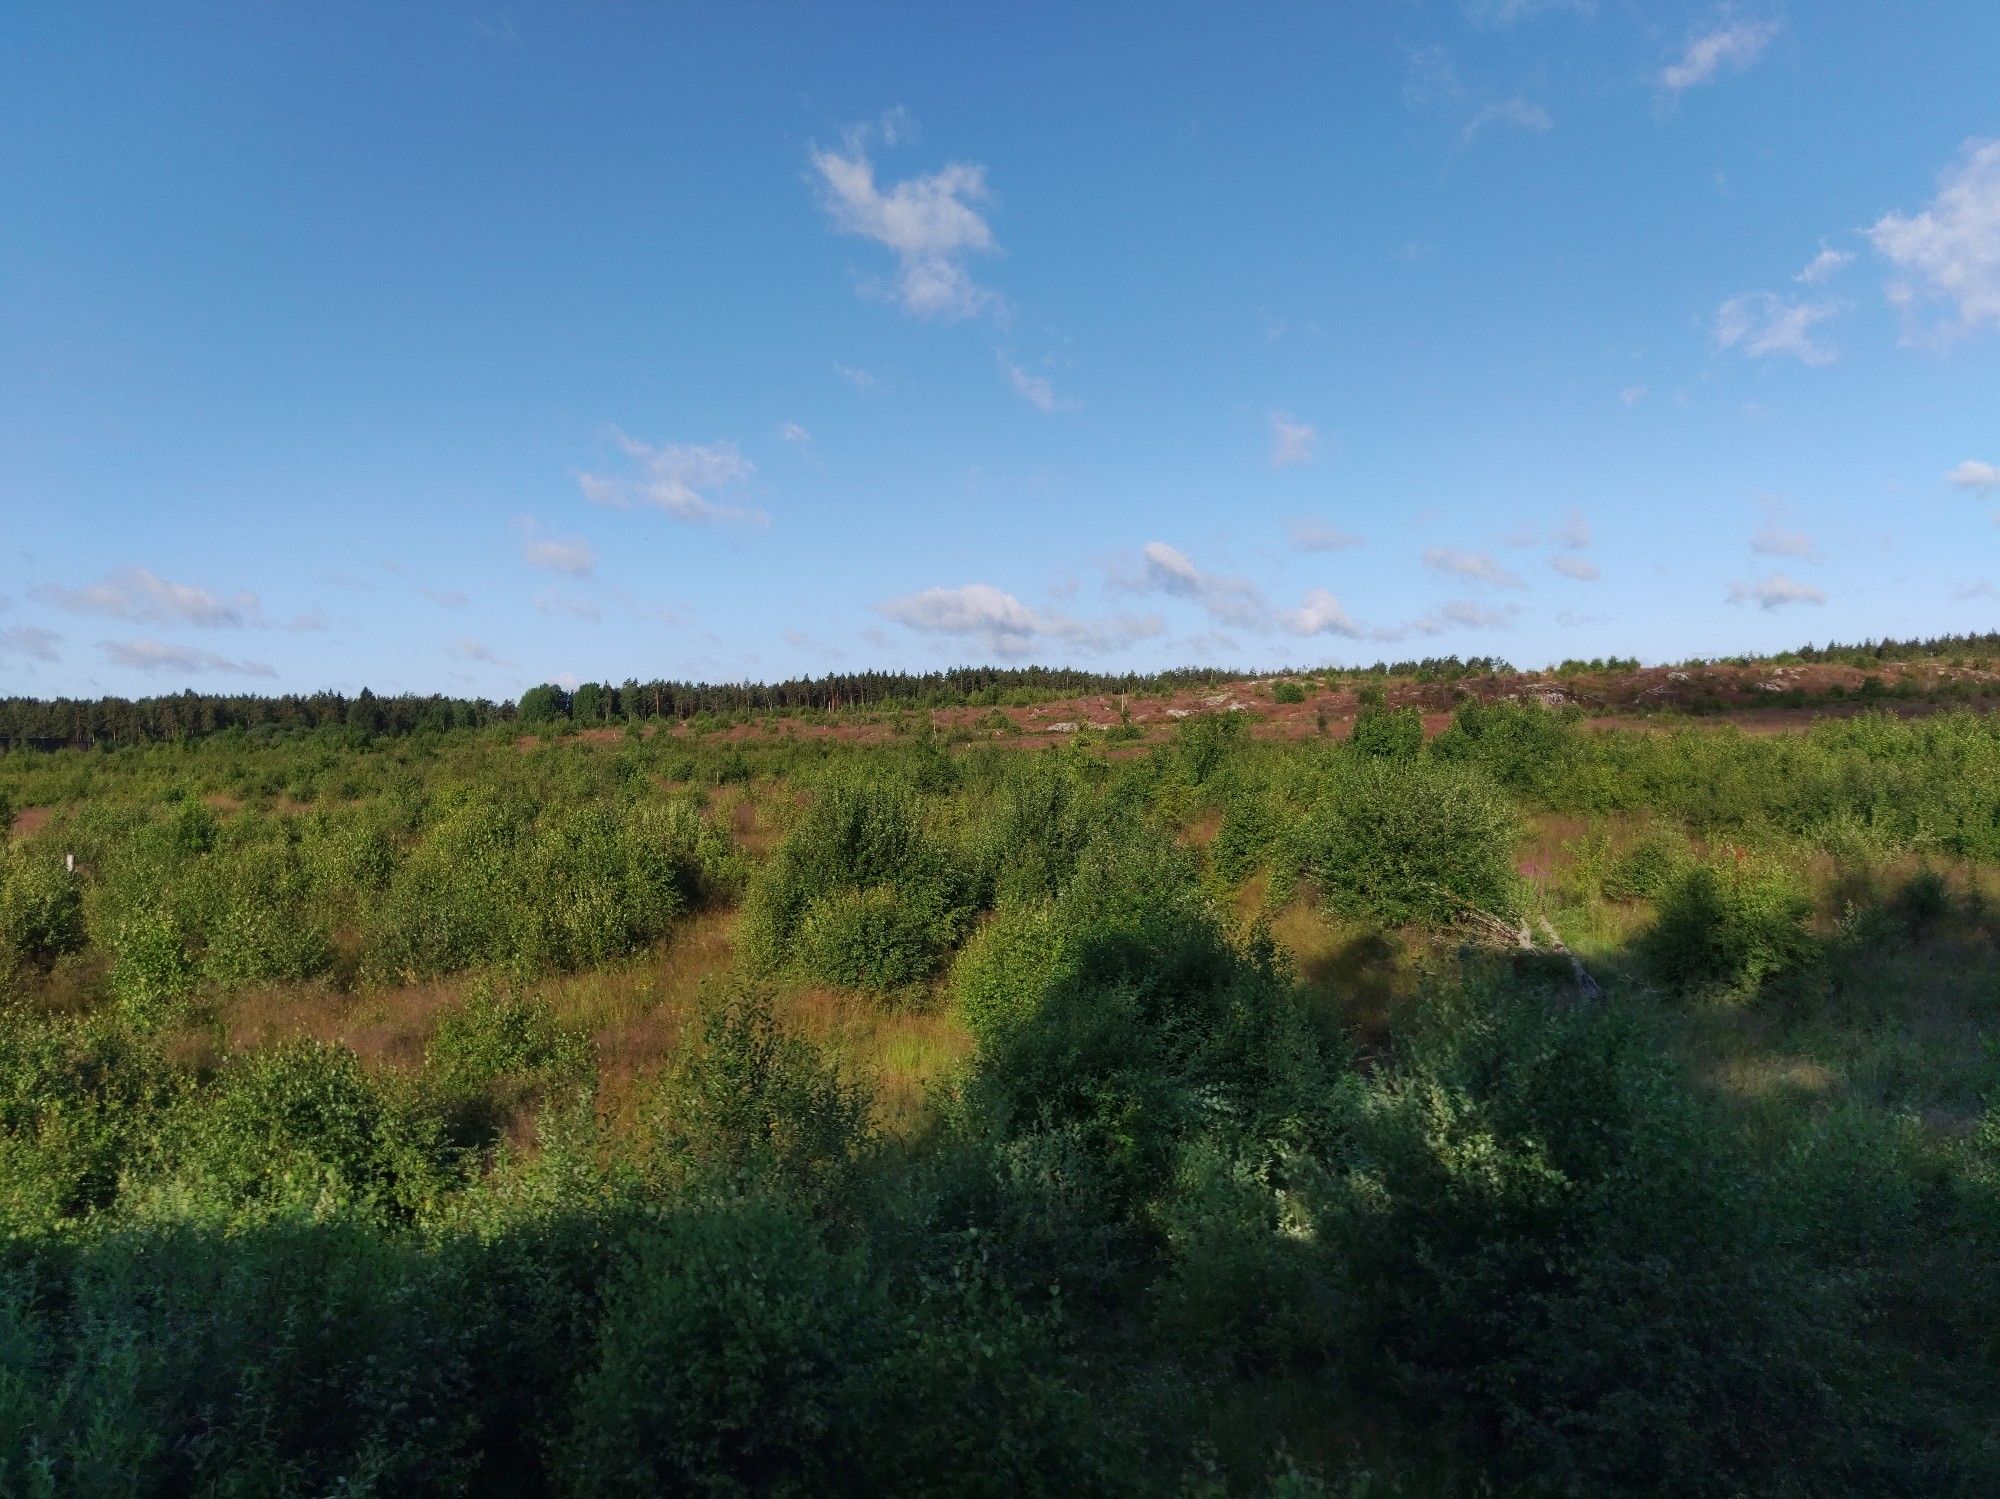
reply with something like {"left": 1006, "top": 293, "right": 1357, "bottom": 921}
{"left": 3, "top": 2, "right": 1997, "bottom": 697}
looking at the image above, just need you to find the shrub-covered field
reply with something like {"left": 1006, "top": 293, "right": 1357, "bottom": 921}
{"left": 3, "top": 701, "right": 2000, "bottom": 1494}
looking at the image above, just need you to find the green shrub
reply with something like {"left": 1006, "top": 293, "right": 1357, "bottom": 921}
{"left": 1643, "top": 858, "right": 1816, "bottom": 994}
{"left": 1600, "top": 828, "right": 1691, "bottom": 901}
{"left": 1295, "top": 758, "right": 1520, "bottom": 925}
{"left": 0, "top": 847, "right": 83, "bottom": 972}
{"left": 425, "top": 983, "right": 593, "bottom": 1112}
{"left": 1349, "top": 702, "right": 1423, "bottom": 760}
{"left": 952, "top": 900, "right": 1071, "bottom": 1044}
{"left": 1271, "top": 680, "right": 1307, "bottom": 705}
{"left": 792, "top": 883, "right": 963, "bottom": 992}
{"left": 137, "top": 1042, "right": 455, "bottom": 1226}
{"left": 647, "top": 992, "right": 872, "bottom": 1197}
{"left": 742, "top": 778, "right": 972, "bottom": 983}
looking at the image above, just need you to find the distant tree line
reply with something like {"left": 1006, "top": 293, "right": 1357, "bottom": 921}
{"left": 0, "top": 689, "right": 495, "bottom": 751}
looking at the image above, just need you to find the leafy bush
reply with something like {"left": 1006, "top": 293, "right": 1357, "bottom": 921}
{"left": 1600, "top": 828, "right": 1691, "bottom": 901}
{"left": 1348, "top": 702, "right": 1423, "bottom": 760}
{"left": 1294, "top": 758, "right": 1520, "bottom": 925}
{"left": 0, "top": 846, "right": 83, "bottom": 974}
{"left": 1271, "top": 680, "right": 1307, "bottom": 705}
{"left": 742, "top": 778, "right": 972, "bottom": 985}
{"left": 137, "top": 1042, "right": 455, "bottom": 1226}
{"left": 1643, "top": 858, "right": 1816, "bottom": 994}
{"left": 793, "top": 883, "right": 961, "bottom": 992}
{"left": 647, "top": 991, "right": 872, "bottom": 1198}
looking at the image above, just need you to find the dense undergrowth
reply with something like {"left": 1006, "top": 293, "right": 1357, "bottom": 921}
{"left": 2, "top": 702, "right": 1999, "bottom": 1494}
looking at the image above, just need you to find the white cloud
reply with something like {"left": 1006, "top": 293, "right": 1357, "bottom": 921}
{"left": 809, "top": 119, "right": 1002, "bottom": 322}
{"left": 1751, "top": 522, "right": 1820, "bottom": 560}
{"left": 516, "top": 516, "right": 596, "bottom": 577}
{"left": 1552, "top": 554, "right": 1600, "bottom": 581}
{"left": 1133, "top": 541, "right": 1271, "bottom": 627}
{"left": 1726, "top": 572, "right": 1826, "bottom": 609}
{"left": 1796, "top": 246, "right": 1853, "bottom": 285}
{"left": 777, "top": 421, "right": 811, "bottom": 444}
{"left": 834, "top": 362, "right": 877, "bottom": 390}
{"left": 876, "top": 582, "right": 1160, "bottom": 658}
{"left": 37, "top": 566, "right": 258, "bottom": 628}
{"left": 1280, "top": 589, "right": 1365, "bottom": 638}
{"left": 1555, "top": 508, "right": 1591, "bottom": 550}
{"left": 1946, "top": 459, "right": 2000, "bottom": 491}
{"left": 1004, "top": 362, "right": 1077, "bottom": 413}
{"left": 1288, "top": 517, "right": 1362, "bottom": 552}
{"left": 1268, "top": 411, "right": 1319, "bottom": 468}
{"left": 1620, "top": 383, "right": 1648, "bottom": 407}
{"left": 422, "top": 587, "right": 470, "bottom": 608}
{"left": 1714, "top": 292, "right": 1840, "bottom": 365}
{"left": 1954, "top": 581, "right": 1996, "bottom": 601}
{"left": 0, "top": 625, "right": 61, "bottom": 662}
{"left": 1422, "top": 546, "right": 1523, "bottom": 587}
{"left": 1870, "top": 140, "right": 2000, "bottom": 339}
{"left": 1423, "top": 600, "right": 1522, "bottom": 630}
{"left": 1459, "top": 97, "right": 1552, "bottom": 148}
{"left": 1659, "top": 20, "right": 1780, "bottom": 91}
{"left": 578, "top": 431, "right": 764, "bottom": 526}
{"left": 100, "top": 638, "right": 277, "bottom": 677}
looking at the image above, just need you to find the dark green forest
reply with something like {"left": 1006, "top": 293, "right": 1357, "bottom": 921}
{"left": 3, "top": 692, "right": 2000, "bottom": 1494}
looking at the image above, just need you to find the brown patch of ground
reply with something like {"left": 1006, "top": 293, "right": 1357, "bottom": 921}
{"left": 9, "top": 806, "right": 52, "bottom": 839}
{"left": 510, "top": 658, "right": 1999, "bottom": 755}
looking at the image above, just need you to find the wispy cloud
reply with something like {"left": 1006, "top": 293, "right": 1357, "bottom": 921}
{"left": 1552, "top": 554, "right": 1600, "bottom": 581}
{"left": 1268, "top": 411, "right": 1319, "bottom": 468}
{"left": 834, "top": 362, "right": 877, "bottom": 390}
{"left": 422, "top": 587, "right": 470, "bottom": 609}
{"left": 1403, "top": 46, "right": 1461, "bottom": 109}
{"left": 1620, "top": 383, "right": 1648, "bottom": 407}
{"left": 1751, "top": 522, "right": 1820, "bottom": 560}
{"left": 810, "top": 115, "right": 1002, "bottom": 322}
{"left": 1946, "top": 459, "right": 2000, "bottom": 492}
{"left": 1727, "top": 572, "right": 1826, "bottom": 609}
{"left": 1003, "top": 361, "right": 1077, "bottom": 413}
{"left": 534, "top": 590, "right": 603, "bottom": 622}
{"left": 1796, "top": 245, "right": 1854, "bottom": 285}
{"left": 1128, "top": 541, "right": 1271, "bottom": 628}
{"left": 777, "top": 421, "right": 811, "bottom": 444}
{"left": 100, "top": 638, "right": 277, "bottom": 677}
{"left": 1660, "top": 20, "right": 1780, "bottom": 92}
{"left": 1288, "top": 517, "right": 1362, "bottom": 552}
{"left": 876, "top": 582, "right": 1160, "bottom": 658}
{"left": 516, "top": 515, "right": 597, "bottom": 577}
{"left": 448, "top": 636, "right": 517, "bottom": 669}
{"left": 0, "top": 625, "right": 61, "bottom": 662}
{"left": 1869, "top": 138, "right": 2000, "bottom": 341}
{"left": 1714, "top": 291, "right": 1840, "bottom": 365}
{"left": 1422, "top": 546, "right": 1523, "bottom": 587}
{"left": 1459, "top": 98, "right": 1552, "bottom": 148}
{"left": 578, "top": 430, "right": 764, "bottom": 526}
{"left": 38, "top": 566, "right": 258, "bottom": 628}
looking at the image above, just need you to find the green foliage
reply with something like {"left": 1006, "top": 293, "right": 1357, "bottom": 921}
{"left": 1294, "top": 758, "right": 1520, "bottom": 925}
{"left": 1643, "top": 857, "right": 1816, "bottom": 994}
{"left": 0, "top": 847, "right": 83, "bottom": 976}
{"left": 1600, "top": 827, "right": 1691, "bottom": 901}
{"left": 1270, "top": 680, "right": 1307, "bottom": 705}
{"left": 743, "top": 778, "right": 972, "bottom": 986}
{"left": 517, "top": 684, "right": 569, "bottom": 724}
{"left": 136, "top": 1042, "right": 455, "bottom": 1226}
{"left": 425, "top": 984, "right": 594, "bottom": 1131}
{"left": 648, "top": 991, "right": 872, "bottom": 1198}
{"left": 1348, "top": 702, "right": 1423, "bottom": 760}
